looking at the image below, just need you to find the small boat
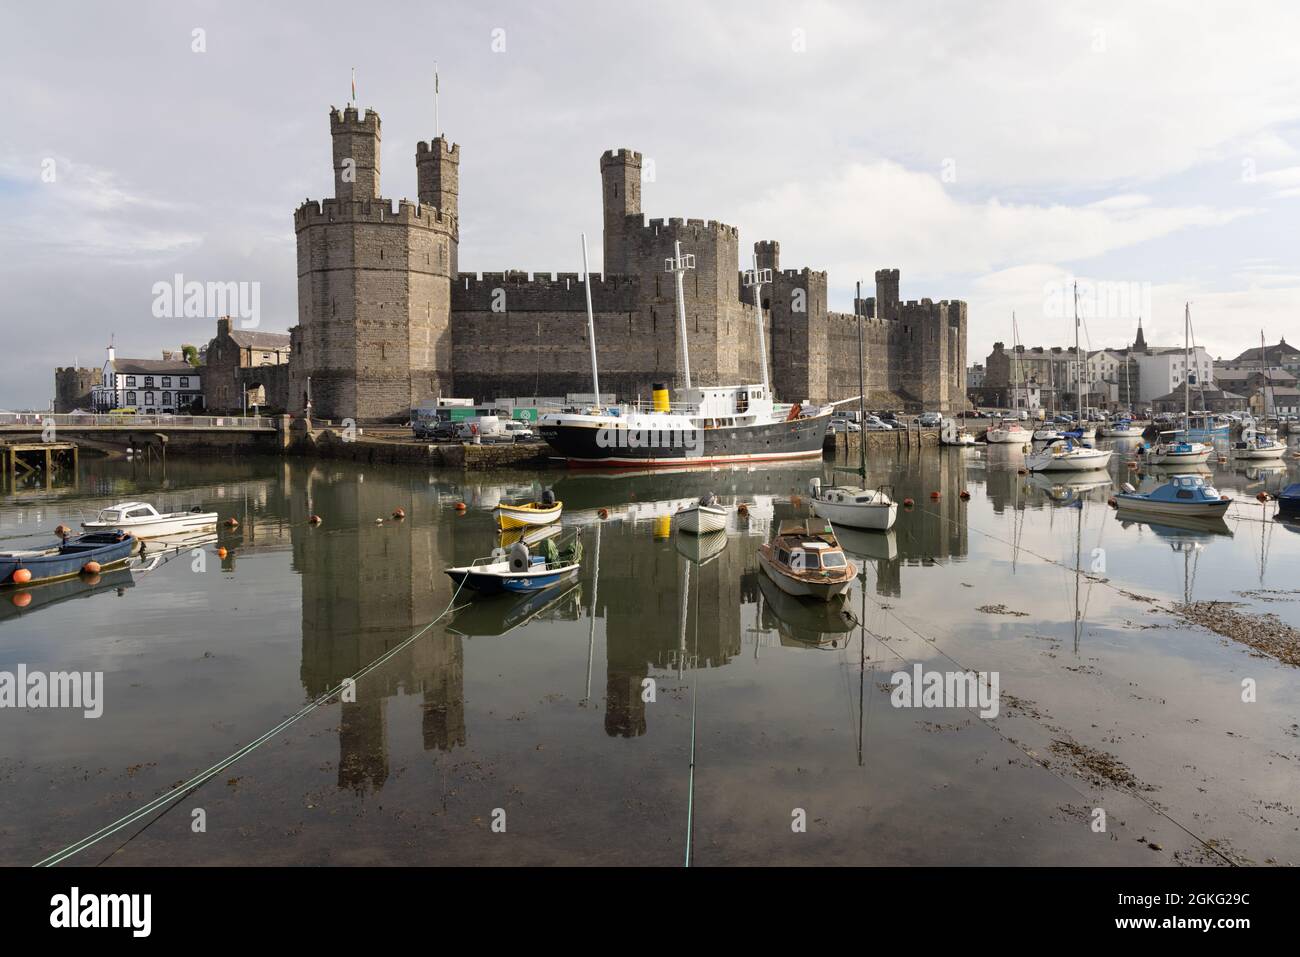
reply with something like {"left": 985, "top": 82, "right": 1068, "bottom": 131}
{"left": 1230, "top": 435, "right": 1287, "bottom": 460}
{"left": 1114, "top": 473, "right": 1229, "bottom": 519}
{"left": 1099, "top": 419, "right": 1144, "bottom": 438}
{"left": 807, "top": 477, "right": 897, "bottom": 530}
{"left": 1139, "top": 432, "right": 1214, "bottom": 466}
{"left": 757, "top": 519, "right": 856, "bottom": 602}
{"left": 1, "top": 530, "right": 137, "bottom": 586}
{"left": 1278, "top": 483, "right": 1300, "bottom": 517}
{"left": 1032, "top": 426, "right": 1061, "bottom": 442}
{"left": 941, "top": 419, "right": 977, "bottom": 446}
{"left": 493, "top": 489, "right": 563, "bottom": 530}
{"left": 986, "top": 420, "right": 1030, "bottom": 444}
{"left": 81, "top": 501, "right": 217, "bottom": 539}
{"left": 675, "top": 493, "right": 728, "bottom": 535}
{"left": 1026, "top": 436, "right": 1113, "bottom": 472}
{"left": 1184, "top": 414, "right": 1229, "bottom": 438}
{"left": 445, "top": 528, "right": 583, "bottom": 595}
{"left": 496, "top": 523, "right": 564, "bottom": 550}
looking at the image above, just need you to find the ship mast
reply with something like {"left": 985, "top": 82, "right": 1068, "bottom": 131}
{"left": 580, "top": 232, "right": 601, "bottom": 410}
{"left": 743, "top": 255, "right": 773, "bottom": 394}
{"left": 666, "top": 241, "right": 696, "bottom": 390}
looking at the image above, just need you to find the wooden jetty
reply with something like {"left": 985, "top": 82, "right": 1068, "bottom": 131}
{"left": 1, "top": 441, "right": 78, "bottom": 486}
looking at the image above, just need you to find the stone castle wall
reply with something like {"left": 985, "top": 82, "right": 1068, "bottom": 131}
{"left": 54, "top": 367, "right": 101, "bottom": 413}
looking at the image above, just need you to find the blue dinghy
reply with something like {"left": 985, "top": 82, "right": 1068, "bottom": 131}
{"left": 1278, "top": 483, "right": 1300, "bottom": 517}
{"left": 1, "top": 530, "right": 137, "bottom": 586}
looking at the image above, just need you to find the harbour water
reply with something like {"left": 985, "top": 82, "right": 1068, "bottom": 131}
{"left": 2, "top": 440, "right": 1298, "bottom": 866}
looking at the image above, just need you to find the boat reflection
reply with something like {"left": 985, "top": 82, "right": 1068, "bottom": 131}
{"left": 756, "top": 571, "right": 856, "bottom": 649}
{"left": 1025, "top": 470, "right": 1112, "bottom": 504}
{"left": 0, "top": 565, "right": 135, "bottom": 621}
{"left": 674, "top": 529, "right": 727, "bottom": 566}
{"left": 446, "top": 581, "right": 582, "bottom": 638}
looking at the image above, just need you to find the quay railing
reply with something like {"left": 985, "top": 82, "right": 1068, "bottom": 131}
{"left": 0, "top": 412, "right": 278, "bottom": 430}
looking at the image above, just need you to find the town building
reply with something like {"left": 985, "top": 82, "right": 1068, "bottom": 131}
{"left": 90, "top": 346, "right": 202, "bottom": 413}
{"left": 203, "top": 318, "right": 292, "bottom": 414}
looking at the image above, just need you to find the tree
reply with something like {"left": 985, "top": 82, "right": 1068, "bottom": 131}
{"left": 182, "top": 344, "right": 200, "bottom": 367}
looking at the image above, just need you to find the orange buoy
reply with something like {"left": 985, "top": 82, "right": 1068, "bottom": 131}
{"left": 82, "top": 561, "right": 101, "bottom": 575}
{"left": 12, "top": 568, "right": 32, "bottom": 585}
{"left": 216, "top": 547, "right": 228, "bottom": 559}
{"left": 1256, "top": 491, "right": 1270, "bottom": 502}
{"left": 308, "top": 515, "right": 322, "bottom": 525}
{"left": 737, "top": 503, "right": 750, "bottom": 517}
{"left": 392, "top": 507, "right": 406, "bottom": 520}
{"left": 1221, "top": 495, "right": 1231, "bottom": 502}
{"left": 597, "top": 507, "right": 609, "bottom": 519}
{"left": 11, "top": 591, "right": 32, "bottom": 608}
{"left": 54, "top": 524, "right": 72, "bottom": 538}
{"left": 224, "top": 517, "right": 239, "bottom": 528}
{"left": 930, "top": 491, "right": 941, "bottom": 500}
{"left": 902, "top": 498, "right": 915, "bottom": 508}
{"left": 959, "top": 490, "right": 970, "bottom": 500}
{"left": 1107, "top": 497, "right": 1118, "bottom": 508}
{"left": 455, "top": 502, "right": 467, "bottom": 512}
{"left": 82, "top": 572, "right": 101, "bottom": 585}
{"left": 1017, "top": 468, "right": 1028, "bottom": 475}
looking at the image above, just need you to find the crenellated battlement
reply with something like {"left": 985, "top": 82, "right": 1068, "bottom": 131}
{"left": 330, "top": 105, "right": 381, "bottom": 132}
{"left": 416, "top": 138, "right": 460, "bottom": 160}
{"left": 774, "top": 267, "right": 827, "bottom": 281}
{"left": 294, "top": 197, "right": 456, "bottom": 230}
{"left": 600, "top": 148, "right": 642, "bottom": 167}
{"left": 452, "top": 270, "right": 639, "bottom": 313}
{"left": 640, "top": 216, "right": 739, "bottom": 239}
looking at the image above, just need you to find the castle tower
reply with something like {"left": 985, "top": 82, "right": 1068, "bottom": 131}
{"left": 754, "top": 240, "right": 780, "bottom": 273}
{"left": 416, "top": 137, "right": 460, "bottom": 274}
{"left": 875, "top": 268, "right": 900, "bottom": 321}
{"left": 290, "top": 106, "right": 456, "bottom": 421}
{"left": 600, "top": 149, "right": 642, "bottom": 274}
{"left": 331, "top": 106, "right": 381, "bottom": 201}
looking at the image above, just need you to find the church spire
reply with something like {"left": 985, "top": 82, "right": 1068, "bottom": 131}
{"left": 1133, "top": 316, "right": 1147, "bottom": 352}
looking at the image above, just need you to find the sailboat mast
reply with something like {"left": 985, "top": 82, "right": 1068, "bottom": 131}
{"left": 580, "top": 232, "right": 601, "bottom": 409}
{"left": 857, "top": 280, "right": 866, "bottom": 476}
{"left": 1073, "top": 282, "right": 1082, "bottom": 421}
{"left": 1260, "top": 329, "right": 1269, "bottom": 420}
{"left": 1184, "top": 303, "right": 1191, "bottom": 434}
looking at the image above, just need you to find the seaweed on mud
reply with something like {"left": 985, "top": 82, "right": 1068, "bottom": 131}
{"left": 1174, "top": 601, "right": 1300, "bottom": 668}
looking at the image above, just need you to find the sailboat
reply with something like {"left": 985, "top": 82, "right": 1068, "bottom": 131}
{"left": 1231, "top": 330, "right": 1287, "bottom": 460}
{"left": 538, "top": 237, "right": 831, "bottom": 467}
{"left": 808, "top": 280, "right": 898, "bottom": 531}
{"left": 1027, "top": 283, "right": 1112, "bottom": 472}
{"left": 1141, "top": 303, "right": 1214, "bottom": 466}
{"left": 1099, "top": 340, "right": 1144, "bottom": 437}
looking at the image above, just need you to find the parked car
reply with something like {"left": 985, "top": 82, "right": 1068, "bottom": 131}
{"left": 918, "top": 411, "right": 943, "bottom": 428}
{"left": 863, "top": 415, "right": 894, "bottom": 431}
{"left": 829, "top": 417, "right": 861, "bottom": 433}
{"left": 502, "top": 420, "right": 536, "bottom": 442}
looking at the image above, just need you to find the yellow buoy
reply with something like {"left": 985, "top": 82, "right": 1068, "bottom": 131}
{"left": 653, "top": 514, "right": 671, "bottom": 539}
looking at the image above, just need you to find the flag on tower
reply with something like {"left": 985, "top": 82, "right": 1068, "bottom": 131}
{"left": 351, "top": 67, "right": 356, "bottom": 104}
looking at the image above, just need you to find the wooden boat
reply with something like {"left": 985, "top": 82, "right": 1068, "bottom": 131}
{"left": 757, "top": 519, "right": 856, "bottom": 602}
{"left": 496, "top": 523, "right": 563, "bottom": 550}
{"left": 675, "top": 493, "right": 728, "bottom": 535}
{"left": 446, "top": 528, "right": 582, "bottom": 594}
{"left": 1, "top": 530, "right": 137, "bottom": 586}
{"left": 1114, "top": 474, "right": 1229, "bottom": 519}
{"left": 493, "top": 489, "right": 563, "bottom": 530}
{"left": 81, "top": 501, "right": 217, "bottom": 538}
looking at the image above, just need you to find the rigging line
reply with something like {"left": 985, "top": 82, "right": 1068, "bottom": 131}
{"left": 34, "top": 574, "right": 470, "bottom": 868}
{"left": 684, "top": 556, "right": 701, "bottom": 868}
{"left": 853, "top": 586, "right": 1239, "bottom": 867}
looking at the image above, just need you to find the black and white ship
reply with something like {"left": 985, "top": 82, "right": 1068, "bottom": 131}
{"left": 538, "top": 236, "right": 831, "bottom": 468}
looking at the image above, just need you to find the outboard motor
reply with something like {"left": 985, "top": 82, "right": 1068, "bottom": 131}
{"left": 699, "top": 491, "right": 718, "bottom": 508}
{"left": 1121, "top": 482, "right": 1136, "bottom": 494}
{"left": 540, "top": 488, "right": 556, "bottom": 506}
{"left": 508, "top": 542, "right": 531, "bottom": 573}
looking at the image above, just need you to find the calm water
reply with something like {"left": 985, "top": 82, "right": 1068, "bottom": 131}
{"left": 2, "top": 440, "right": 1299, "bottom": 866}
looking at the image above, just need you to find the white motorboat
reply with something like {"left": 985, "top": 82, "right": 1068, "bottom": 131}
{"left": 986, "top": 420, "right": 1030, "bottom": 444}
{"left": 81, "top": 502, "right": 218, "bottom": 539}
{"left": 1032, "top": 426, "right": 1061, "bottom": 442}
{"left": 757, "top": 520, "right": 855, "bottom": 602}
{"left": 1231, "top": 436, "right": 1287, "bottom": 460}
{"left": 1099, "top": 420, "right": 1144, "bottom": 438}
{"left": 1026, "top": 438, "right": 1113, "bottom": 472}
{"left": 808, "top": 477, "right": 897, "bottom": 531}
{"left": 675, "top": 493, "right": 728, "bottom": 535}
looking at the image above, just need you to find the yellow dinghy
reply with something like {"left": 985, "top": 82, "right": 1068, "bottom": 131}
{"left": 494, "top": 490, "right": 563, "bottom": 530}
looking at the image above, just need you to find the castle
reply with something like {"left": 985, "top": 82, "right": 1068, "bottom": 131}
{"left": 289, "top": 106, "right": 967, "bottom": 422}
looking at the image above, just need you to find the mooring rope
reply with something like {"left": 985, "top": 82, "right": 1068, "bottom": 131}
{"left": 34, "top": 575, "right": 469, "bottom": 867}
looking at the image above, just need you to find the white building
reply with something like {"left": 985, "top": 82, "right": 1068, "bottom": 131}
{"left": 1133, "top": 346, "right": 1213, "bottom": 404}
{"left": 91, "top": 346, "right": 202, "bottom": 413}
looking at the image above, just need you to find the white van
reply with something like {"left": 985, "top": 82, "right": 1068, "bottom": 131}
{"left": 456, "top": 415, "right": 506, "bottom": 442}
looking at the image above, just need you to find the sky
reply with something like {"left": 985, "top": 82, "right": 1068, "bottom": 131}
{"left": 1, "top": 0, "right": 1298, "bottom": 408}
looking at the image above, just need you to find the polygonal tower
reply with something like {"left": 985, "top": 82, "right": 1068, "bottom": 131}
{"left": 600, "top": 149, "right": 642, "bottom": 275}
{"left": 416, "top": 136, "right": 460, "bottom": 274}
{"left": 289, "top": 106, "right": 456, "bottom": 422}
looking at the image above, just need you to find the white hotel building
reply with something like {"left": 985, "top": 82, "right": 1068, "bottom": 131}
{"left": 91, "top": 347, "right": 202, "bottom": 413}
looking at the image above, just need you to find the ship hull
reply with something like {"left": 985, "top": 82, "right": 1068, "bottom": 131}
{"left": 540, "top": 413, "right": 830, "bottom": 468}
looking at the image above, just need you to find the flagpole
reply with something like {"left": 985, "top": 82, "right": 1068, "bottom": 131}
{"left": 350, "top": 66, "right": 356, "bottom": 107}
{"left": 434, "top": 63, "right": 440, "bottom": 138}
